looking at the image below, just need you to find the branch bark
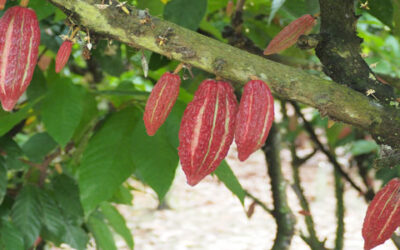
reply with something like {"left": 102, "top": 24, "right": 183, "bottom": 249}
{"left": 47, "top": 0, "right": 400, "bottom": 148}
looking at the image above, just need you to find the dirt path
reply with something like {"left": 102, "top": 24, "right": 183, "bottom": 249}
{"left": 115, "top": 146, "right": 396, "bottom": 250}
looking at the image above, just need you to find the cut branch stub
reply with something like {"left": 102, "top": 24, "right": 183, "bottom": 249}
{"left": 235, "top": 80, "right": 275, "bottom": 161}
{"left": 178, "top": 79, "right": 237, "bottom": 186}
{"left": 264, "top": 14, "right": 316, "bottom": 55}
{"left": 362, "top": 178, "right": 400, "bottom": 250}
{"left": 143, "top": 72, "right": 181, "bottom": 136}
{"left": 0, "top": 6, "right": 40, "bottom": 111}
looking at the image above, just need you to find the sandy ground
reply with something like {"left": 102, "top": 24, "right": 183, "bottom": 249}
{"left": 113, "top": 145, "right": 397, "bottom": 250}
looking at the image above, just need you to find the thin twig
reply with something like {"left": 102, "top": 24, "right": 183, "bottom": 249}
{"left": 244, "top": 190, "right": 273, "bottom": 215}
{"left": 290, "top": 101, "right": 364, "bottom": 194}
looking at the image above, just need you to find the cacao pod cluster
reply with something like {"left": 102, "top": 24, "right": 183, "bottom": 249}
{"left": 144, "top": 73, "right": 275, "bottom": 186}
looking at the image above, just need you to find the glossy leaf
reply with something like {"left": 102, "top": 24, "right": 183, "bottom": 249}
{"left": 79, "top": 107, "right": 139, "bottom": 214}
{"left": 11, "top": 185, "right": 42, "bottom": 248}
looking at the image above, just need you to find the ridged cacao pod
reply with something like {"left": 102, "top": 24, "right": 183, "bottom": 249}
{"left": 55, "top": 40, "right": 73, "bottom": 73}
{"left": 264, "top": 14, "right": 316, "bottom": 55}
{"left": 363, "top": 178, "right": 400, "bottom": 250}
{"left": 0, "top": 0, "right": 6, "bottom": 10}
{"left": 0, "top": 6, "right": 40, "bottom": 111}
{"left": 143, "top": 72, "right": 181, "bottom": 136}
{"left": 178, "top": 79, "right": 238, "bottom": 186}
{"left": 235, "top": 80, "right": 274, "bottom": 161}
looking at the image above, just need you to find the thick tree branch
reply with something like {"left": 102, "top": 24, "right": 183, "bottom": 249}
{"left": 47, "top": 0, "right": 400, "bottom": 148}
{"left": 316, "top": 0, "right": 396, "bottom": 102}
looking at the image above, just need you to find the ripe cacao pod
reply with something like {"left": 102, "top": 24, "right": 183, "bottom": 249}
{"left": 55, "top": 40, "right": 73, "bottom": 73}
{"left": 0, "top": 6, "right": 40, "bottom": 111}
{"left": 363, "top": 178, "right": 400, "bottom": 250}
{"left": 235, "top": 80, "right": 274, "bottom": 161}
{"left": 0, "top": 0, "right": 6, "bottom": 10}
{"left": 178, "top": 79, "right": 237, "bottom": 186}
{"left": 143, "top": 72, "right": 181, "bottom": 136}
{"left": 264, "top": 14, "right": 316, "bottom": 55}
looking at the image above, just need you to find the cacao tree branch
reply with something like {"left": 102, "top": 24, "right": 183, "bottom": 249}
{"left": 316, "top": 0, "right": 396, "bottom": 102}
{"left": 263, "top": 124, "right": 295, "bottom": 250}
{"left": 47, "top": 0, "right": 400, "bottom": 148}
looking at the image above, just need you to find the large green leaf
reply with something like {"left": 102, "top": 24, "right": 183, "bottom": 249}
{"left": 133, "top": 121, "right": 179, "bottom": 201}
{"left": 214, "top": 161, "right": 246, "bottom": 205}
{"left": 164, "top": 0, "right": 207, "bottom": 30}
{"left": 100, "top": 202, "right": 134, "bottom": 249}
{"left": 0, "top": 162, "right": 6, "bottom": 204}
{"left": 0, "top": 219, "right": 24, "bottom": 250}
{"left": 79, "top": 107, "right": 140, "bottom": 215}
{"left": 29, "top": 0, "right": 56, "bottom": 20}
{"left": 110, "top": 185, "right": 134, "bottom": 205}
{"left": 51, "top": 174, "right": 84, "bottom": 225}
{"left": 11, "top": 185, "right": 42, "bottom": 248}
{"left": 22, "top": 132, "right": 57, "bottom": 163}
{"left": 367, "top": 0, "right": 393, "bottom": 28}
{"left": 87, "top": 211, "right": 117, "bottom": 250}
{"left": 41, "top": 78, "right": 84, "bottom": 147}
{"left": 137, "top": 0, "right": 165, "bottom": 16}
{"left": 39, "top": 188, "right": 88, "bottom": 250}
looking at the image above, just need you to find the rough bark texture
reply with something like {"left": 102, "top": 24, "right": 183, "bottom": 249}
{"left": 316, "top": 0, "right": 395, "bottom": 103}
{"left": 46, "top": 0, "right": 400, "bottom": 148}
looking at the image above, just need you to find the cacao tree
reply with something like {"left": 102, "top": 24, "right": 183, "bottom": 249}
{"left": 0, "top": 0, "right": 399, "bottom": 249}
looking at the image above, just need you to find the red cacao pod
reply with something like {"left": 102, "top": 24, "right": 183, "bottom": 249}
{"left": 0, "top": 6, "right": 40, "bottom": 111}
{"left": 235, "top": 80, "right": 274, "bottom": 161}
{"left": 178, "top": 79, "right": 237, "bottom": 186}
{"left": 143, "top": 72, "right": 181, "bottom": 136}
{"left": 264, "top": 14, "right": 316, "bottom": 55}
{"left": 55, "top": 40, "right": 73, "bottom": 73}
{"left": 363, "top": 178, "right": 400, "bottom": 250}
{"left": 0, "top": 0, "right": 6, "bottom": 10}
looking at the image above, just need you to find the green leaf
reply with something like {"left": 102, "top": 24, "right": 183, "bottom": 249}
{"left": 72, "top": 90, "right": 98, "bottom": 142}
{"left": 137, "top": 0, "right": 165, "bottom": 16}
{"left": 79, "top": 107, "right": 140, "bottom": 215}
{"left": 38, "top": 190, "right": 66, "bottom": 242}
{"left": 0, "top": 105, "right": 31, "bottom": 137}
{"left": 164, "top": 0, "right": 207, "bottom": 30}
{"left": 87, "top": 211, "right": 117, "bottom": 250}
{"left": 27, "top": 68, "right": 47, "bottom": 102}
{"left": 92, "top": 41, "right": 126, "bottom": 76}
{"left": 393, "top": 0, "right": 400, "bottom": 37}
{"left": 214, "top": 161, "right": 246, "bottom": 205}
{"left": 268, "top": 0, "right": 286, "bottom": 24}
{"left": 133, "top": 121, "right": 179, "bottom": 201}
{"left": 22, "top": 132, "right": 57, "bottom": 163}
{"left": 11, "top": 185, "right": 42, "bottom": 248}
{"left": 51, "top": 174, "right": 84, "bottom": 225}
{"left": 0, "top": 162, "right": 7, "bottom": 205}
{"left": 367, "top": 0, "right": 393, "bottom": 28}
{"left": 0, "top": 136, "right": 24, "bottom": 170}
{"left": 110, "top": 185, "right": 133, "bottom": 205}
{"left": 29, "top": 0, "right": 56, "bottom": 20}
{"left": 41, "top": 78, "right": 84, "bottom": 147}
{"left": 349, "top": 140, "right": 379, "bottom": 156}
{"left": 39, "top": 188, "right": 88, "bottom": 250}
{"left": 0, "top": 219, "right": 24, "bottom": 250}
{"left": 100, "top": 202, "right": 134, "bottom": 249}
